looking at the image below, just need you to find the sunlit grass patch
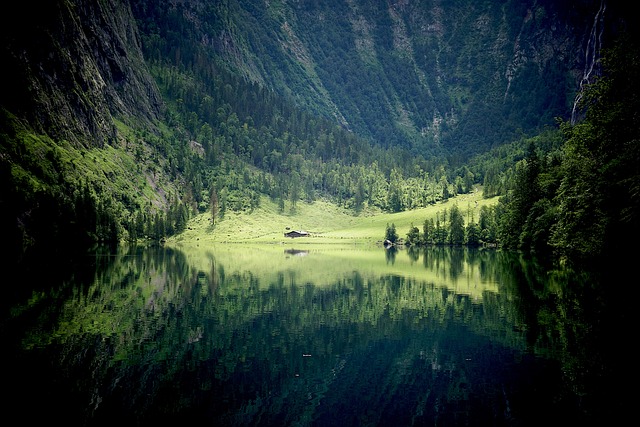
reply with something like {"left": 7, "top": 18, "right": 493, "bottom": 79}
{"left": 171, "top": 190, "right": 499, "bottom": 245}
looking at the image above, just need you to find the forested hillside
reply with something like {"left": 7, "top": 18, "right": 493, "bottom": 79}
{"left": 499, "top": 34, "right": 640, "bottom": 260}
{"left": 1, "top": 0, "right": 638, "bottom": 263}
{"left": 130, "top": 0, "right": 605, "bottom": 157}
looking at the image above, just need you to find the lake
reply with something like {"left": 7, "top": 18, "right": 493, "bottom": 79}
{"left": 0, "top": 243, "right": 629, "bottom": 426}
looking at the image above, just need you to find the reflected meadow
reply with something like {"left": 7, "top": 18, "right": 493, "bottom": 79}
{"left": 1, "top": 244, "right": 628, "bottom": 426}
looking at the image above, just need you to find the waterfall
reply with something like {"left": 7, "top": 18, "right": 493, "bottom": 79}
{"left": 571, "top": 0, "right": 606, "bottom": 124}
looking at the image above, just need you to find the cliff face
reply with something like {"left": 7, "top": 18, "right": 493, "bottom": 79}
{"left": 138, "top": 0, "right": 617, "bottom": 155}
{"left": 0, "top": 0, "right": 163, "bottom": 148}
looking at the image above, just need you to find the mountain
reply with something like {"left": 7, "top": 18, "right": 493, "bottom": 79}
{"left": 130, "top": 0, "right": 618, "bottom": 156}
{"left": 1, "top": 0, "right": 162, "bottom": 148}
{"left": 0, "top": 0, "right": 635, "bottom": 258}
{"left": 1, "top": 0, "right": 169, "bottom": 257}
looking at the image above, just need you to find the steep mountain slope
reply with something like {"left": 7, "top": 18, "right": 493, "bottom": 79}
{"left": 131, "top": 0, "right": 616, "bottom": 157}
{"left": 1, "top": 0, "right": 163, "bottom": 148}
{"left": 0, "top": 0, "right": 171, "bottom": 257}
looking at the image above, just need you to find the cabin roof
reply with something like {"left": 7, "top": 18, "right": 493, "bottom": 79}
{"left": 284, "top": 230, "right": 310, "bottom": 237}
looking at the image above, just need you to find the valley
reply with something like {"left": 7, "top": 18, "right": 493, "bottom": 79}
{"left": 1, "top": 0, "right": 638, "bottom": 262}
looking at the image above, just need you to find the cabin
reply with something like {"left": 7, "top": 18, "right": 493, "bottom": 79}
{"left": 284, "top": 230, "right": 310, "bottom": 238}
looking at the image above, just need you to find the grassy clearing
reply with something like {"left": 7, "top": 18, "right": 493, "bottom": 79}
{"left": 170, "top": 188, "right": 500, "bottom": 246}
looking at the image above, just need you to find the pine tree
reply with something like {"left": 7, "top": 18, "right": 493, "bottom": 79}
{"left": 210, "top": 186, "right": 219, "bottom": 224}
{"left": 423, "top": 217, "right": 434, "bottom": 245}
{"left": 448, "top": 205, "right": 465, "bottom": 245}
{"left": 465, "top": 222, "right": 481, "bottom": 246}
{"left": 385, "top": 223, "right": 398, "bottom": 243}
{"left": 406, "top": 223, "right": 420, "bottom": 245}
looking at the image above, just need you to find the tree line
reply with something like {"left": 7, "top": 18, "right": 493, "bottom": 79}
{"left": 385, "top": 203, "right": 498, "bottom": 248}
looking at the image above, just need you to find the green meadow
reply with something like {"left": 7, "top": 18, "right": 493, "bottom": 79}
{"left": 170, "top": 188, "right": 499, "bottom": 245}
{"left": 166, "top": 189, "right": 502, "bottom": 299}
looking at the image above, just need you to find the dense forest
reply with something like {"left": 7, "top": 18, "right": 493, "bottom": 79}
{"left": 386, "top": 34, "right": 640, "bottom": 262}
{"left": 131, "top": 0, "right": 597, "bottom": 157}
{"left": 1, "top": 0, "right": 638, "bottom": 265}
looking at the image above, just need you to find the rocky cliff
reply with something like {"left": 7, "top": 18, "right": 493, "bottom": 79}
{"left": 0, "top": 0, "right": 163, "bottom": 148}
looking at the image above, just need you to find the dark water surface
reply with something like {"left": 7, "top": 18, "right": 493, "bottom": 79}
{"left": 0, "top": 244, "right": 630, "bottom": 426}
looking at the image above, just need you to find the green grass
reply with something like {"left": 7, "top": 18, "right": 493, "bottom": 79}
{"left": 169, "top": 188, "right": 499, "bottom": 246}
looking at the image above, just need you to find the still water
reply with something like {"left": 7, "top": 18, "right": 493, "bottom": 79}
{"left": 1, "top": 244, "right": 629, "bottom": 426}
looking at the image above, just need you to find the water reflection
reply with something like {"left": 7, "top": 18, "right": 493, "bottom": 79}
{"left": 1, "top": 244, "right": 627, "bottom": 426}
{"left": 284, "top": 249, "right": 309, "bottom": 257}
